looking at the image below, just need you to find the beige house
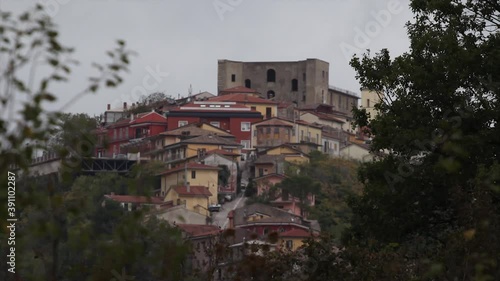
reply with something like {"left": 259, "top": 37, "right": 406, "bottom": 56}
{"left": 163, "top": 184, "right": 212, "bottom": 216}
{"left": 158, "top": 163, "right": 220, "bottom": 205}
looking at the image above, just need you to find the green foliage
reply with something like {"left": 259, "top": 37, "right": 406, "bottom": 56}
{"left": 345, "top": 0, "right": 500, "bottom": 280}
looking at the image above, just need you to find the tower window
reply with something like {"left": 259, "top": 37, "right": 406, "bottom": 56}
{"left": 291, "top": 79, "right": 298, "bottom": 91}
{"left": 267, "top": 91, "right": 275, "bottom": 99}
{"left": 267, "top": 69, "right": 276, "bottom": 82}
{"left": 245, "top": 79, "right": 251, "bottom": 88}
{"left": 231, "top": 74, "right": 236, "bottom": 82}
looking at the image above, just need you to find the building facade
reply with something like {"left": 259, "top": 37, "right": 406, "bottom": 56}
{"left": 218, "top": 59, "right": 330, "bottom": 107}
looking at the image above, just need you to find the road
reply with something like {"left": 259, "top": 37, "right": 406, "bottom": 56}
{"left": 211, "top": 193, "right": 247, "bottom": 229}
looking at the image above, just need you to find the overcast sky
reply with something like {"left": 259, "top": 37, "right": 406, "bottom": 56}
{"left": 2, "top": 0, "right": 413, "bottom": 117}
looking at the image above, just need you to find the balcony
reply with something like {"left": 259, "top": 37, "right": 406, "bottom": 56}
{"left": 300, "top": 136, "right": 317, "bottom": 144}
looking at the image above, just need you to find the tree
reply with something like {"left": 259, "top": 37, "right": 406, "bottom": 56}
{"left": 346, "top": 0, "right": 500, "bottom": 279}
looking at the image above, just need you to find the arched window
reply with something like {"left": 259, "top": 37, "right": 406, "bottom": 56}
{"left": 267, "top": 69, "right": 276, "bottom": 82}
{"left": 245, "top": 79, "right": 251, "bottom": 88}
{"left": 291, "top": 79, "right": 298, "bottom": 91}
{"left": 267, "top": 90, "right": 275, "bottom": 99}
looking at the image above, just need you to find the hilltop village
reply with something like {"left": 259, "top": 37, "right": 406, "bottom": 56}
{"left": 27, "top": 58, "right": 379, "bottom": 278}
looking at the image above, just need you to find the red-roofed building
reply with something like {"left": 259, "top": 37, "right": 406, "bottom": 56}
{"left": 159, "top": 163, "right": 221, "bottom": 206}
{"left": 208, "top": 93, "right": 278, "bottom": 119}
{"left": 95, "top": 110, "right": 168, "bottom": 158}
{"left": 218, "top": 86, "right": 262, "bottom": 97}
{"left": 165, "top": 184, "right": 212, "bottom": 216}
{"left": 164, "top": 101, "right": 262, "bottom": 150}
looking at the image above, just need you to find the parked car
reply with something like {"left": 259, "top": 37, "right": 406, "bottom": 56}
{"left": 224, "top": 195, "right": 233, "bottom": 202}
{"left": 208, "top": 204, "right": 221, "bottom": 212}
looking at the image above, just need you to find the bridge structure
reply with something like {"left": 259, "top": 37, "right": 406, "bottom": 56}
{"left": 15, "top": 153, "right": 139, "bottom": 177}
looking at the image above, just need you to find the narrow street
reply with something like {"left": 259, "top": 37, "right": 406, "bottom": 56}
{"left": 211, "top": 193, "right": 247, "bottom": 229}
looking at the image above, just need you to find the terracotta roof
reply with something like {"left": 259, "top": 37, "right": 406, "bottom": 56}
{"left": 129, "top": 111, "right": 167, "bottom": 125}
{"left": 177, "top": 224, "right": 221, "bottom": 237}
{"left": 254, "top": 173, "right": 287, "bottom": 181}
{"left": 205, "top": 149, "right": 241, "bottom": 157}
{"left": 181, "top": 134, "right": 242, "bottom": 146}
{"left": 104, "top": 194, "right": 164, "bottom": 204}
{"left": 158, "top": 163, "right": 221, "bottom": 176}
{"left": 232, "top": 203, "right": 304, "bottom": 227}
{"left": 255, "top": 118, "right": 293, "bottom": 127}
{"left": 209, "top": 93, "right": 277, "bottom": 105}
{"left": 219, "top": 86, "right": 260, "bottom": 94}
{"left": 280, "top": 228, "right": 313, "bottom": 238}
{"left": 254, "top": 154, "right": 286, "bottom": 164}
{"left": 294, "top": 119, "right": 323, "bottom": 129}
{"left": 173, "top": 185, "right": 212, "bottom": 197}
{"left": 277, "top": 102, "right": 294, "bottom": 109}
{"left": 302, "top": 112, "right": 345, "bottom": 123}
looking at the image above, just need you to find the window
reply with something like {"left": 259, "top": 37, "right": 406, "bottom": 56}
{"left": 259, "top": 168, "right": 264, "bottom": 177}
{"left": 291, "top": 79, "right": 298, "bottom": 91}
{"left": 191, "top": 171, "right": 196, "bottom": 179}
{"left": 253, "top": 129, "right": 257, "bottom": 137}
{"left": 285, "top": 240, "right": 293, "bottom": 250}
{"left": 302, "top": 94, "right": 306, "bottom": 102}
{"left": 303, "top": 73, "right": 306, "bottom": 81}
{"left": 324, "top": 141, "right": 329, "bottom": 152}
{"left": 264, "top": 228, "right": 269, "bottom": 235}
{"left": 231, "top": 74, "right": 236, "bottom": 82}
{"left": 210, "top": 121, "right": 220, "bottom": 128}
{"left": 279, "top": 227, "right": 285, "bottom": 233}
{"left": 267, "top": 91, "right": 275, "bottom": 99}
{"left": 274, "top": 127, "right": 279, "bottom": 134}
{"left": 178, "top": 120, "right": 188, "bottom": 127}
{"left": 241, "top": 122, "right": 251, "bottom": 131}
{"left": 266, "top": 127, "right": 271, "bottom": 134}
{"left": 267, "top": 69, "right": 276, "bottom": 82}
{"left": 367, "top": 99, "right": 370, "bottom": 108}
{"left": 245, "top": 79, "right": 251, "bottom": 88}
{"left": 265, "top": 107, "right": 272, "bottom": 118}
{"left": 241, "top": 140, "right": 250, "bottom": 149}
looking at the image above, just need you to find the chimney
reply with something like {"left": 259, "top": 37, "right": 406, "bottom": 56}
{"left": 107, "top": 104, "right": 110, "bottom": 110}
{"left": 123, "top": 102, "right": 127, "bottom": 110}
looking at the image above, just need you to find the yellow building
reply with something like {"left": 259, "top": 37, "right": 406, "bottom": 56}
{"left": 164, "top": 185, "right": 212, "bottom": 216}
{"left": 278, "top": 228, "right": 315, "bottom": 251}
{"left": 208, "top": 93, "right": 278, "bottom": 119}
{"left": 159, "top": 163, "right": 220, "bottom": 205}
